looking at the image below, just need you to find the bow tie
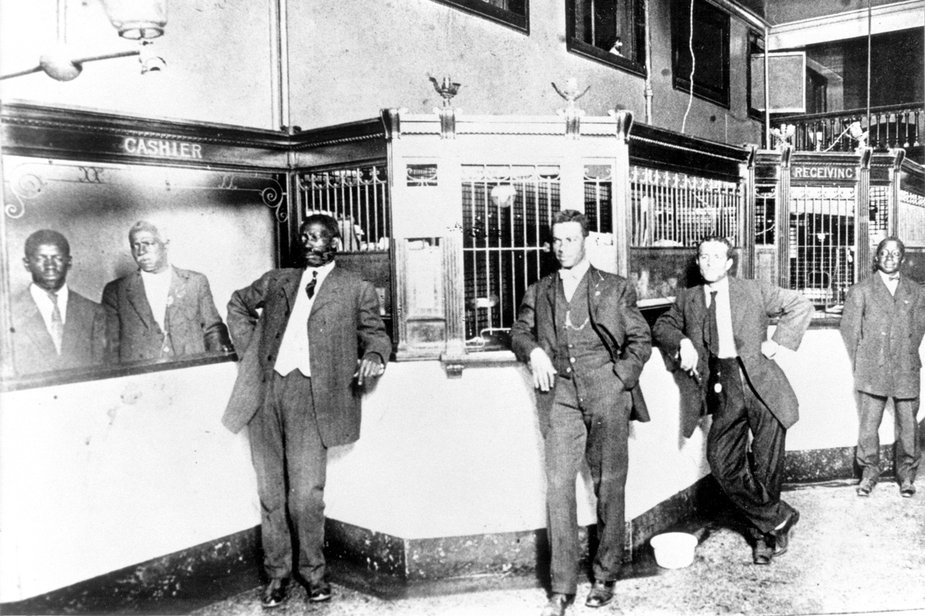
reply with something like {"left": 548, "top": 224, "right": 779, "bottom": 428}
{"left": 888, "top": 275, "right": 900, "bottom": 282}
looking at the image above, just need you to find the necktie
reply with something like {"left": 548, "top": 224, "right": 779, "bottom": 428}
{"left": 305, "top": 270, "right": 318, "bottom": 299}
{"left": 48, "top": 291, "right": 64, "bottom": 353}
{"left": 706, "top": 290, "right": 719, "bottom": 356}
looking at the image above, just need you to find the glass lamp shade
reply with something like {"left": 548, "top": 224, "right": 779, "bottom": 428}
{"left": 99, "top": 0, "right": 167, "bottom": 40}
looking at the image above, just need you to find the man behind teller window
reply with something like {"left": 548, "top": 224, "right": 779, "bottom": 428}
{"left": 102, "top": 220, "right": 231, "bottom": 363}
{"left": 10, "top": 229, "right": 106, "bottom": 375}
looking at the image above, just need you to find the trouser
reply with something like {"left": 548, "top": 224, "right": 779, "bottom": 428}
{"left": 544, "top": 368, "right": 630, "bottom": 595}
{"left": 856, "top": 392, "right": 920, "bottom": 483}
{"left": 706, "top": 357, "right": 794, "bottom": 536}
{"left": 249, "top": 370, "right": 327, "bottom": 587}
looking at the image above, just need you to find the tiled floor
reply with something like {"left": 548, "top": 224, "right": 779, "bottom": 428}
{"left": 193, "top": 479, "right": 925, "bottom": 616}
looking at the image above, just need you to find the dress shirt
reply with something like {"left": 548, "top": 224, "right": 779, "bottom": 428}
{"left": 29, "top": 283, "right": 69, "bottom": 352}
{"left": 559, "top": 258, "right": 591, "bottom": 302}
{"left": 140, "top": 267, "right": 173, "bottom": 331}
{"left": 878, "top": 270, "right": 900, "bottom": 296}
{"left": 705, "top": 276, "right": 737, "bottom": 358}
{"left": 274, "top": 261, "right": 335, "bottom": 377}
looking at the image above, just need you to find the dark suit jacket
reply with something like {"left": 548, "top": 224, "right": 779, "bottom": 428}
{"left": 102, "top": 266, "right": 229, "bottom": 363}
{"left": 510, "top": 266, "right": 652, "bottom": 424}
{"left": 652, "top": 276, "right": 813, "bottom": 438}
{"left": 10, "top": 287, "right": 106, "bottom": 375}
{"left": 840, "top": 274, "right": 925, "bottom": 398}
{"left": 223, "top": 265, "right": 391, "bottom": 445}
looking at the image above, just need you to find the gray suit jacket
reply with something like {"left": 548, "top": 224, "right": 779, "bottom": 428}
{"left": 223, "top": 265, "right": 391, "bottom": 444}
{"left": 510, "top": 266, "right": 652, "bottom": 425}
{"left": 840, "top": 273, "right": 925, "bottom": 398}
{"left": 10, "top": 287, "right": 106, "bottom": 375}
{"left": 102, "top": 266, "right": 229, "bottom": 363}
{"left": 652, "top": 276, "right": 813, "bottom": 437}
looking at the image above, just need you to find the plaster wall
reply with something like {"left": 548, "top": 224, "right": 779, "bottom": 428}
{"left": 0, "top": 0, "right": 274, "bottom": 129}
{"left": 2, "top": 325, "right": 907, "bottom": 604}
{"left": 286, "top": 0, "right": 763, "bottom": 146}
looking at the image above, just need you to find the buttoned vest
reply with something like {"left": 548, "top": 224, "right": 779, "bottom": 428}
{"left": 553, "top": 274, "right": 610, "bottom": 377}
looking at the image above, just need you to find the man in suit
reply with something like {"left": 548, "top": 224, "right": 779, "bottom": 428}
{"left": 510, "top": 210, "right": 651, "bottom": 616}
{"left": 840, "top": 236, "right": 924, "bottom": 498}
{"left": 653, "top": 236, "right": 812, "bottom": 565}
{"left": 11, "top": 229, "right": 106, "bottom": 375}
{"left": 102, "top": 220, "right": 231, "bottom": 363}
{"left": 224, "top": 213, "right": 390, "bottom": 608}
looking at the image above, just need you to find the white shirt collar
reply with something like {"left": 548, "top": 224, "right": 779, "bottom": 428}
{"left": 878, "top": 270, "right": 900, "bottom": 284}
{"left": 559, "top": 258, "right": 590, "bottom": 281}
{"left": 705, "top": 275, "right": 730, "bottom": 294}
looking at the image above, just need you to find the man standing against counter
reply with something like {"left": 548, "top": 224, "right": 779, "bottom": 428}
{"left": 511, "top": 209, "right": 651, "bottom": 616}
{"left": 224, "top": 213, "right": 390, "bottom": 608}
{"left": 652, "top": 236, "right": 812, "bottom": 565}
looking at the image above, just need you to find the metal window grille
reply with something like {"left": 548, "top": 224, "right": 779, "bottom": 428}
{"left": 461, "top": 164, "right": 561, "bottom": 348}
{"left": 868, "top": 185, "right": 890, "bottom": 246}
{"left": 299, "top": 164, "right": 391, "bottom": 251}
{"left": 754, "top": 185, "right": 777, "bottom": 245}
{"left": 897, "top": 189, "right": 925, "bottom": 247}
{"left": 788, "top": 185, "right": 855, "bottom": 313}
{"left": 584, "top": 164, "right": 613, "bottom": 234}
{"left": 629, "top": 166, "right": 742, "bottom": 247}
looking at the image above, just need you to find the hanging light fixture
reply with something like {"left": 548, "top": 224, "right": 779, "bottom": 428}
{"left": 0, "top": 0, "right": 167, "bottom": 82}
{"left": 99, "top": 0, "right": 168, "bottom": 40}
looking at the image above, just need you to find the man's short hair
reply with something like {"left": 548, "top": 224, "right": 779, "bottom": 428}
{"left": 24, "top": 229, "right": 70, "bottom": 257}
{"left": 302, "top": 213, "right": 341, "bottom": 239}
{"left": 697, "top": 235, "right": 735, "bottom": 259}
{"left": 128, "top": 220, "right": 166, "bottom": 243}
{"left": 552, "top": 209, "right": 589, "bottom": 237}
{"left": 875, "top": 236, "right": 905, "bottom": 257}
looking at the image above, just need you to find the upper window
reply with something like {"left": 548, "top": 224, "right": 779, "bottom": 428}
{"left": 432, "top": 0, "right": 528, "bottom": 32}
{"left": 671, "top": 0, "right": 730, "bottom": 108}
{"left": 747, "top": 30, "right": 765, "bottom": 119}
{"left": 566, "top": 0, "right": 647, "bottom": 76}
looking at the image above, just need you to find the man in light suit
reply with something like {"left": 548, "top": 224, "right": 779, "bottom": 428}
{"left": 653, "top": 236, "right": 812, "bottom": 566}
{"left": 224, "top": 213, "right": 390, "bottom": 608}
{"left": 11, "top": 229, "right": 105, "bottom": 375}
{"left": 510, "top": 210, "right": 651, "bottom": 616}
{"left": 102, "top": 221, "right": 231, "bottom": 363}
{"left": 840, "top": 236, "right": 924, "bottom": 498}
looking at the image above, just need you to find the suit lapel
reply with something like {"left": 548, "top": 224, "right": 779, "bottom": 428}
{"left": 544, "top": 272, "right": 558, "bottom": 327}
{"left": 871, "top": 275, "right": 896, "bottom": 311}
{"left": 279, "top": 270, "right": 301, "bottom": 312}
{"left": 126, "top": 272, "right": 159, "bottom": 331}
{"left": 18, "top": 292, "right": 55, "bottom": 352}
{"left": 728, "top": 277, "right": 747, "bottom": 340}
{"left": 310, "top": 266, "right": 345, "bottom": 317}
{"left": 164, "top": 268, "right": 185, "bottom": 330}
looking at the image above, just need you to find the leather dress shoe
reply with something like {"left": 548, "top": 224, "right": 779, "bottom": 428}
{"left": 772, "top": 509, "right": 800, "bottom": 556}
{"left": 585, "top": 580, "right": 615, "bottom": 608}
{"left": 857, "top": 476, "right": 876, "bottom": 497}
{"left": 900, "top": 479, "right": 916, "bottom": 498}
{"left": 540, "top": 593, "right": 570, "bottom": 616}
{"left": 260, "top": 578, "right": 289, "bottom": 609}
{"left": 308, "top": 583, "right": 332, "bottom": 602}
{"left": 752, "top": 535, "right": 773, "bottom": 565}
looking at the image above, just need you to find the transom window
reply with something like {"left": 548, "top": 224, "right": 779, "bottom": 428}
{"left": 566, "top": 0, "right": 647, "bottom": 76}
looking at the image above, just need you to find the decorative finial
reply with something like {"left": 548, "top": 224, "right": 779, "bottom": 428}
{"left": 552, "top": 78, "right": 589, "bottom": 139}
{"left": 551, "top": 78, "right": 590, "bottom": 107}
{"left": 428, "top": 74, "right": 461, "bottom": 107}
{"left": 770, "top": 123, "right": 795, "bottom": 150}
